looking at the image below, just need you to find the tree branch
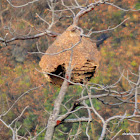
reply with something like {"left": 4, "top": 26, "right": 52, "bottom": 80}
{"left": 64, "top": 117, "right": 92, "bottom": 123}
{"left": 0, "top": 31, "right": 59, "bottom": 45}
{"left": 7, "top": 0, "right": 39, "bottom": 8}
{"left": 44, "top": 76, "right": 69, "bottom": 140}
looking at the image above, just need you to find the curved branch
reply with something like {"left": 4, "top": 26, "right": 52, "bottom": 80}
{"left": 73, "top": 3, "right": 96, "bottom": 26}
{"left": 85, "top": 18, "right": 129, "bottom": 37}
{"left": 30, "top": 36, "right": 82, "bottom": 55}
{"left": 73, "top": 1, "right": 139, "bottom": 26}
{"left": 7, "top": 0, "right": 39, "bottom": 8}
{"left": 0, "top": 30, "right": 59, "bottom": 45}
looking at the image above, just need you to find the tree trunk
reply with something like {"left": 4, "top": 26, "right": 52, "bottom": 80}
{"left": 44, "top": 79, "right": 69, "bottom": 140}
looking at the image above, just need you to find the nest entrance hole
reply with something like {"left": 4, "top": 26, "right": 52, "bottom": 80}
{"left": 51, "top": 64, "right": 66, "bottom": 77}
{"left": 49, "top": 64, "right": 66, "bottom": 85}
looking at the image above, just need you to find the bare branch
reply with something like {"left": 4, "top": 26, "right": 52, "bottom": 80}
{"left": 85, "top": 18, "right": 129, "bottom": 37}
{"left": 44, "top": 75, "right": 69, "bottom": 140}
{"left": 29, "top": 35, "right": 82, "bottom": 55}
{"left": 105, "top": 2, "right": 140, "bottom": 12}
{"left": 7, "top": 0, "right": 39, "bottom": 8}
{"left": 0, "top": 85, "right": 43, "bottom": 117}
{"left": 9, "top": 106, "right": 29, "bottom": 126}
{"left": 0, "top": 31, "right": 59, "bottom": 45}
{"left": 64, "top": 117, "right": 92, "bottom": 123}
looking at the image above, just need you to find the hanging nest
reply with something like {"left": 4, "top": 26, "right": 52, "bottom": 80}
{"left": 39, "top": 25, "right": 101, "bottom": 86}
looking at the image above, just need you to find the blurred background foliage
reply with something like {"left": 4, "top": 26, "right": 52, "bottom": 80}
{"left": 0, "top": 0, "right": 140, "bottom": 139}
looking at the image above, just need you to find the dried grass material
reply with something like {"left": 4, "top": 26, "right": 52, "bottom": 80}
{"left": 39, "top": 25, "right": 101, "bottom": 85}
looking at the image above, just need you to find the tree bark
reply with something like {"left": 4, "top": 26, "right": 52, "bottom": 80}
{"left": 44, "top": 78, "right": 69, "bottom": 140}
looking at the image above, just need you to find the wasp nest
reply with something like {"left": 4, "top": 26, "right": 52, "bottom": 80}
{"left": 39, "top": 25, "right": 101, "bottom": 86}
